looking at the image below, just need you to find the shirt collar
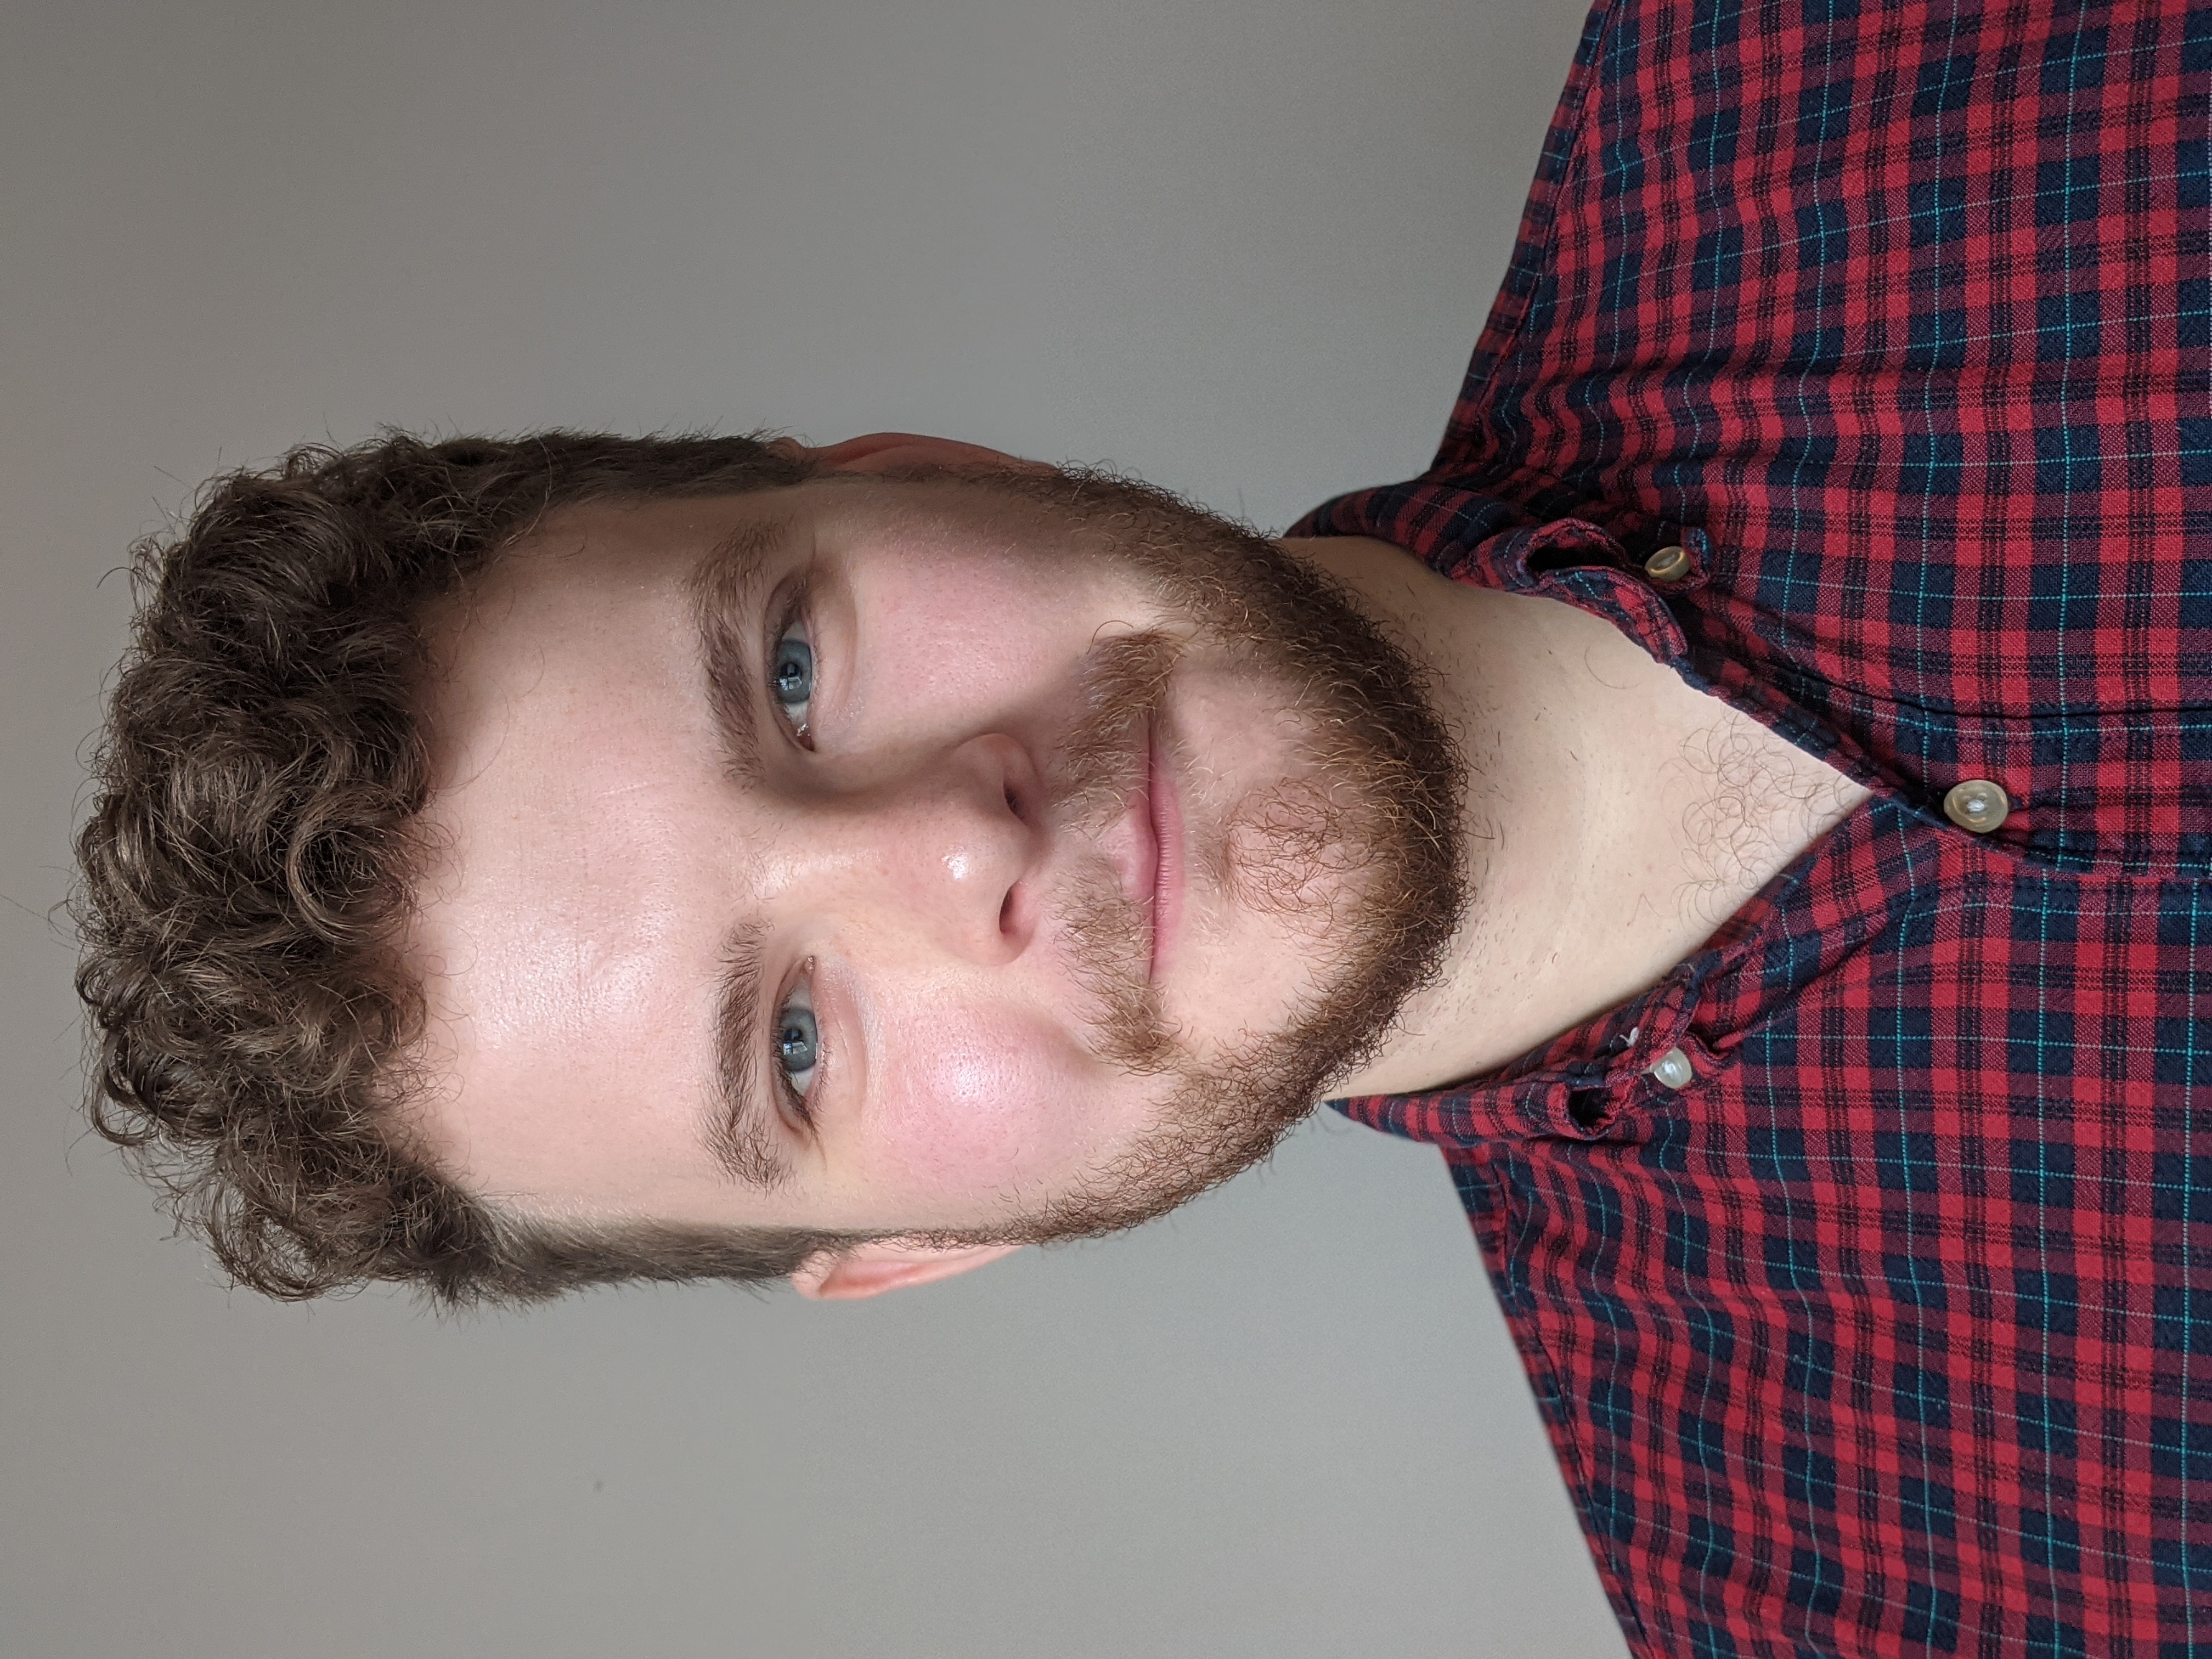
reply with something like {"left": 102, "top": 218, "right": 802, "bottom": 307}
{"left": 1291, "top": 477, "right": 1714, "bottom": 667}
{"left": 1330, "top": 792, "right": 1912, "bottom": 1148}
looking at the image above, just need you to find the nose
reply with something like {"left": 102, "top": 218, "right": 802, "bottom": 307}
{"left": 783, "top": 733, "right": 1042, "bottom": 964}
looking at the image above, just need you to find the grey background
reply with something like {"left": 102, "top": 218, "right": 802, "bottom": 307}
{"left": 1, "top": 2, "right": 1631, "bottom": 1655}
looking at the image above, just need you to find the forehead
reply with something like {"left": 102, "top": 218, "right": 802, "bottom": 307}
{"left": 462, "top": 490, "right": 764, "bottom": 619}
{"left": 398, "top": 496, "right": 752, "bottom": 1204}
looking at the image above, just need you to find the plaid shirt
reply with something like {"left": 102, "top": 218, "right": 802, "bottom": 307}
{"left": 1291, "top": 2, "right": 2211, "bottom": 1654}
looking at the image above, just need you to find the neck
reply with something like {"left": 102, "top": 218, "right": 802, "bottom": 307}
{"left": 1280, "top": 535, "right": 1866, "bottom": 1098}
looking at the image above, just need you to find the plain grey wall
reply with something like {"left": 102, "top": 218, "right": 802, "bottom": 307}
{"left": 1, "top": 3, "right": 1633, "bottom": 1655}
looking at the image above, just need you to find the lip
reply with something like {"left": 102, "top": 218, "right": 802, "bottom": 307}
{"left": 1111, "top": 729, "right": 1158, "bottom": 972}
{"left": 1097, "top": 719, "right": 1184, "bottom": 983}
{"left": 1146, "top": 720, "right": 1185, "bottom": 980}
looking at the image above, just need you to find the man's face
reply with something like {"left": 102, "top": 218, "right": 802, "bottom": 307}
{"left": 398, "top": 466, "right": 1461, "bottom": 1248}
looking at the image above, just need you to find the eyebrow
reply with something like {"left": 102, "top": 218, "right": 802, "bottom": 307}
{"left": 687, "top": 517, "right": 797, "bottom": 1190}
{"left": 704, "top": 918, "right": 791, "bottom": 1190}
{"left": 688, "top": 515, "right": 789, "bottom": 789}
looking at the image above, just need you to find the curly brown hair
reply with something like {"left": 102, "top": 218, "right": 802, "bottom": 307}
{"left": 75, "top": 430, "right": 870, "bottom": 1305}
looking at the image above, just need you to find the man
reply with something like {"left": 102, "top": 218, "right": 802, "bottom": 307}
{"left": 76, "top": 0, "right": 2208, "bottom": 1654}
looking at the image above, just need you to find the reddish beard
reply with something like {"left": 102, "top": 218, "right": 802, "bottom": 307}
{"left": 862, "top": 466, "right": 1470, "bottom": 1248}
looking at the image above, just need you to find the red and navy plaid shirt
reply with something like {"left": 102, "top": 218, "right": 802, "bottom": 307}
{"left": 1292, "top": 3, "right": 2211, "bottom": 1654}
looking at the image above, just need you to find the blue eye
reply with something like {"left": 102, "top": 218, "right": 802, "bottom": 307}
{"left": 775, "top": 995, "right": 820, "bottom": 1103}
{"left": 771, "top": 633, "right": 814, "bottom": 730}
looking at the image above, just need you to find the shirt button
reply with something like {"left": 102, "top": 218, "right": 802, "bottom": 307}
{"left": 1648, "top": 1046, "right": 1695, "bottom": 1090}
{"left": 1942, "top": 778, "right": 2010, "bottom": 833}
{"left": 1643, "top": 544, "right": 1692, "bottom": 584}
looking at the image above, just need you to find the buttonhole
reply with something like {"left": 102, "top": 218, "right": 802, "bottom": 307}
{"left": 1567, "top": 1088, "right": 1610, "bottom": 1129}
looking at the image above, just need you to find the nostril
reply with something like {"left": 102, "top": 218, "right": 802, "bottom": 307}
{"left": 998, "top": 889, "right": 1016, "bottom": 933}
{"left": 1005, "top": 783, "right": 1019, "bottom": 816}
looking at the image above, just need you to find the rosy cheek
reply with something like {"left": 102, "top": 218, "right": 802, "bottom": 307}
{"left": 868, "top": 1003, "right": 1101, "bottom": 1197}
{"left": 847, "top": 558, "right": 1127, "bottom": 732}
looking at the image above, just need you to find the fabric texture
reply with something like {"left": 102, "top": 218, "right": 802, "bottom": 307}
{"left": 1291, "top": 2, "right": 2212, "bottom": 1653}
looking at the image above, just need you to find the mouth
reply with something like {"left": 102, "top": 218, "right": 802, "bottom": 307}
{"left": 1146, "top": 719, "right": 1184, "bottom": 979}
{"left": 1108, "top": 724, "right": 1159, "bottom": 975}
{"left": 1101, "top": 718, "right": 1180, "bottom": 982}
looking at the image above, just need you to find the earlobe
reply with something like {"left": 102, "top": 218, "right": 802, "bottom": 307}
{"left": 789, "top": 1240, "right": 1024, "bottom": 1301}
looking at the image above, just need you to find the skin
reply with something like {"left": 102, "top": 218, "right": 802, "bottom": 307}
{"left": 399, "top": 433, "right": 1867, "bottom": 1298}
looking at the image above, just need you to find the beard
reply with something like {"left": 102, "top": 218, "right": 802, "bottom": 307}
{"left": 843, "top": 462, "right": 1469, "bottom": 1250}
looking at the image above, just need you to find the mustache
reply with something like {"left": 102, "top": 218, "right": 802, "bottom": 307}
{"left": 1052, "top": 629, "right": 1178, "bottom": 827}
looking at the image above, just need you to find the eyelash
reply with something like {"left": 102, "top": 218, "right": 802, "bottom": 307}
{"left": 767, "top": 579, "right": 817, "bottom": 748}
{"left": 771, "top": 969, "right": 821, "bottom": 1127}
{"left": 765, "top": 579, "right": 822, "bottom": 1128}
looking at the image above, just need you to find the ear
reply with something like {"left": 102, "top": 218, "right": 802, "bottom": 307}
{"left": 789, "top": 1239, "right": 1024, "bottom": 1301}
{"left": 776, "top": 431, "right": 1054, "bottom": 475}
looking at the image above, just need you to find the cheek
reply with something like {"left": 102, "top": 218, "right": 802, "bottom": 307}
{"left": 846, "top": 560, "right": 1129, "bottom": 730}
{"left": 865, "top": 996, "right": 1121, "bottom": 1197}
